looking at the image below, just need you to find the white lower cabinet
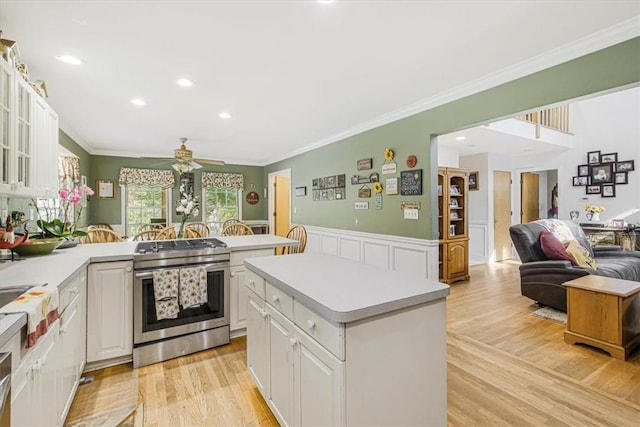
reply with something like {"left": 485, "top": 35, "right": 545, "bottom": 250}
{"left": 12, "top": 321, "right": 61, "bottom": 427}
{"left": 246, "top": 287, "right": 345, "bottom": 427}
{"left": 230, "top": 249, "right": 273, "bottom": 333}
{"left": 87, "top": 261, "right": 133, "bottom": 363}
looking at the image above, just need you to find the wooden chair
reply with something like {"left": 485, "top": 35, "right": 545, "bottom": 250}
{"left": 285, "top": 224, "right": 307, "bottom": 254}
{"left": 155, "top": 226, "right": 177, "bottom": 240}
{"left": 137, "top": 223, "right": 164, "bottom": 234}
{"left": 82, "top": 228, "right": 124, "bottom": 244}
{"left": 133, "top": 229, "right": 160, "bottom": 241}
{"left": 221, "top": 222, "right": 254, "bottom": 236}
{"left": 88, "top": 223, "right": 114, "bottom": 231}
{"left": 185, "top": 222, "right": 210, "bottom": 238}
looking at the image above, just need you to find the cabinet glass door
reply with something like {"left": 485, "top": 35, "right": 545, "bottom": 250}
{"left": 0, "top": 62, "right": 11, "bottom": 185}
{"left": 16, "top": 81, "right": 31, "bottom": 187}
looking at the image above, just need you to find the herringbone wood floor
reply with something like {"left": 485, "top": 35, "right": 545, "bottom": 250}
{"left": 67, "top": 261, "right": 640, "bottom": 426}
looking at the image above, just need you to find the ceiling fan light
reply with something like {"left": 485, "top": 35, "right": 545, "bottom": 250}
{"left": 172, "top": 162, "right": 194, "bottom": 174}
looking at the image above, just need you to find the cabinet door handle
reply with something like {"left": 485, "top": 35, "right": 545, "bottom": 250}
{"left": 125, "top": 266, "right": 132, "bottom": 272}
{"left": 230, "top": 271, "right": 236, "bottom": 277}
{"left": 260, "top": 308, "right": 268, "bottom": 318}
{"left": 248, "top": 280, "right": 255, "bottom": 288}
{"left": 289, "top": 338, "right": 297, "bottom": 347}
{"left": 60, "top": 325, "right": 67, "bottom": 334}
{"left": 306, "top": 319, "right": 316, "bottom": 330}
{"left": 271, "top": 295, "right": 279, "bottom": 303}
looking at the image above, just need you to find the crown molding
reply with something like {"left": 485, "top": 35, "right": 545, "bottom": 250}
{"left": 262, "top": 17, "right": 640, "bottom": 166}
{"left": 59, "top": 119, "right": 93, "bottom": 154}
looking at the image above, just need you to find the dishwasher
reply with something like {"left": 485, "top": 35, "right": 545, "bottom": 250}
{"left": 0, "top": 352, "right": 10, "bottom": 427}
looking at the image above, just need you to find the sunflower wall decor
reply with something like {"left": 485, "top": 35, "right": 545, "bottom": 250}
{"left": 382, "top": 147, "right": 397, "bottom": 174}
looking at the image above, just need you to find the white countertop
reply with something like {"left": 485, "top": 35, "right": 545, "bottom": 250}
{"left": 0, "top": 235, "right": 297, "bottom": 289}
{"left": 244, "top": 253, "right": 450, "bottom": 323}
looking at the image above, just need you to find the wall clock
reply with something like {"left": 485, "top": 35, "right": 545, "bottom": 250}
{"left": 246, "top": 191, "right": 260, "bottom": 205}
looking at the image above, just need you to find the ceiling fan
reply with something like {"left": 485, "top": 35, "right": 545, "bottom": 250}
{"left": 144, "top": 137, "right": 225, "bottom": 173}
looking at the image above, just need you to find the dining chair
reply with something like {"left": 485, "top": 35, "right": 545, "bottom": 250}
{"left": 82, "top": 228, "right": 124, "bottom": 243}
{"left": 88, "top": 223, "right": 114, "bottom": 231}
{"left": 185, "top": 222, "right": 210, "bottom": 238}
{"left": 137, "top": 223, "right": 164, "bottom": 233}
{"left": 285, "top": 224, "right": 307, "bottom": 254}
{"left": 221, "top": 222, "right": 254, "bottom": 236}
{"left": 133, "top": 229, "right": 160, "bottom": 241}
{"left": 156, "top": 225, "right": 199, "bottom": 240}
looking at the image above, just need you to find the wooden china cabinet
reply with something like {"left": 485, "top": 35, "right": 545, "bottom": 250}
{"left": 438, "top": 167, "right": 470, "bottom": 284}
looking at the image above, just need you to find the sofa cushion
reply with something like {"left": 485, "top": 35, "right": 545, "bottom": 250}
{"left": 565, "top": 240, "right": 597, "bottom": 270}
{"left": 595, "top": 257, "right": 640, "bottom": 281}
{"left": 540, "top": 231, "right": 577, "bottom": 265}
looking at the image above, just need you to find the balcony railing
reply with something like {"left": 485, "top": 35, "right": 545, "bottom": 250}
{"left": 516, "top": 105, "right": 570, "bottom": 135}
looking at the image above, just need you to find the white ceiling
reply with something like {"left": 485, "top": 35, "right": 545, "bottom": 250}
{"left": 1, "top": 1, "right": 638, "bottom": 166}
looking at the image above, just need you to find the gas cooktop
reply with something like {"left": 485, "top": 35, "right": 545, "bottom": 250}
{"left": 134, "top": 238, "right": 230, "bottom": 261}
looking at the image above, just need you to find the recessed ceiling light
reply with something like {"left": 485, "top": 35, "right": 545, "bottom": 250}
{"left": 131, "top": 98, "right": 146, "bottom": 106}
{"left": 55, "top": 55, "right": 83, "bottom": 65}
{"left": 176, "top": 78, "right": 193, "bottom": 87}
{"left": 455, "top": 136, "right": 466, "bottom": 141}
{"left": 219, "top": 112, "right": 232, "bottom": 119}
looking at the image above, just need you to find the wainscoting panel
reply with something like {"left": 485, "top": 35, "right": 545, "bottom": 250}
{"left": 305, "top": 225, "right": 439, "bottom": 280}
{"left": 340, "top": 238, "right": 362, "bottom": 262}
{"left": 362, "top": 241, "right": 389, "bottom": 269}
{"left": 469, "top": 221, "right": 489, "bottom": 266}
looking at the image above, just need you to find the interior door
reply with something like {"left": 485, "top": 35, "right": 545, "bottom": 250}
{"left": 274, "top": 176, "right": 290, "bottom": 237}
{"left": 493, "top": 171, "right": 512, "bottom": 262}
{"left": 521, "top": 172, "right": 539, "bottom": 224}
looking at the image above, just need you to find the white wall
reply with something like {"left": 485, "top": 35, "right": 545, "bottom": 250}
{"left": 437, "top": 146, "right": 459, "bottom": 168}
{"left": 445, "top": 86, "right": 640, "bottom": 264}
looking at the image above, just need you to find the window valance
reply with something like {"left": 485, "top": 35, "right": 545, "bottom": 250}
{"left": 58, "top": 156, "right": 80, "bottom": 186}
{"left": 118, "top": 167, "right": 175, "bottom": 188}
{"left": 202, "top": 172, "right": 244, "bottom": 190}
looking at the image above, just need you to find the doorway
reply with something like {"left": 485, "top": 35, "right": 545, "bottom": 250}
{"left": 268, "top": 168, "right": 291, "bottom": 243}
{"left": 493, "top": 171, "right": 512, "bottom": 262}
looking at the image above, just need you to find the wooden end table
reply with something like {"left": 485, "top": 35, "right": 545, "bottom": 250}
{"left": 564, "top": 275, "right": 640, "bottom": 360}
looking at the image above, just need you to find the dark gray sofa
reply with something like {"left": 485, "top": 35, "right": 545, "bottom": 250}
{"left": 509, "top": 220, "right": 640, "bottom": 312}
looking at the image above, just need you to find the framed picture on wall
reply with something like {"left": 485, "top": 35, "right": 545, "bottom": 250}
{"left": 468, "top": 171, "right": 479, "bottom": 191}
{"left": 577, "top": 164, "right": 589, "bottom": 177}
{"left": 614, "top": 172, "right": 628, "bottom": 184}
{"left": 590, "top": 163, "right": 613, "bottom": 184}
{"left": 601, "top": 184, "right": 616, "bottom": 198}
{"left": 601, "top": 153, "right": 618, "bottom": 163}
{"left": 572, "top": 176, "right": 588, "bottom": 186}
{"left": 96, "top": 179, "right": 116, "bottom": 199}
{"left": 587, "top": 150, "right": 601, "bottom": 165}
{"left": 615, "top": 160, "right": 635, "bottom": 172}
{"left": 586, "top": 185, "right": 601, "bottom": 195}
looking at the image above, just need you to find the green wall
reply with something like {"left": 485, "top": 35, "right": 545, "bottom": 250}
{"left": 59, "top": 130, "right": 92, "bottom": 227}
{"left": 266, "top": 37, "right": 640, "bottom": 240}
{"left": 88, "top": 156, "right": 265, "bottom": 225}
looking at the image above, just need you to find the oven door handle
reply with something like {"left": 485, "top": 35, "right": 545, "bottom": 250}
{"left": 135, "top": 271, "right": 155, "bottom": 279}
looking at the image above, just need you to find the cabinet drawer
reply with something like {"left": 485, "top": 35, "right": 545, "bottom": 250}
{"left": 266, "top": 281, "right": 293, "bottom": 320}
{"left": 59, "top": 280, "right": 81, "bottom": 313}
{"left": 246, "top": 269, "right": 266, "bottom": 299}
{"left": 294, "top": 301, "right": 344, "bottom": 360}
{"left": 232, "top": 249, "right": 274, "bottom": 267}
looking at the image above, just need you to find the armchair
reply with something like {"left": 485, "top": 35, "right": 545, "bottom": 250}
{"left": 509, "top": 220, "right": 640, "bottom": 311}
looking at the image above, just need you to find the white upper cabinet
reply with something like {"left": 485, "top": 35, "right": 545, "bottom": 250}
{"left": 0, "top": 56, "right": 59, "bottom": 197}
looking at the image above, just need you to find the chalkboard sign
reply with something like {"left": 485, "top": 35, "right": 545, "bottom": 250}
{"left": 400, "top": 169, "right": 422, "bottom": 195}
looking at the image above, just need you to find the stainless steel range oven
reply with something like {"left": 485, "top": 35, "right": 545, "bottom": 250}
{"left": 133, "top": 238, "right": 231, "bottom": 368}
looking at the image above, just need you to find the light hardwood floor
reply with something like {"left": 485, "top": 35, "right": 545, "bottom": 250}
{"left": 67, "top": 261, "right": 640, "bottom": 426}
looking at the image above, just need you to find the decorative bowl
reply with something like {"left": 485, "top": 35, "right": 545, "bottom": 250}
{"left": 13, "top": 238, "right": 64, "bottom": 256}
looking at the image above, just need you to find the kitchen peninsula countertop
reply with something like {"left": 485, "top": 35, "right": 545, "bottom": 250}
{"left": 245, "top": 252, "right": 450, "bottom": 323}
{"left": 0, "top": 235, "right": 297, "bottom": 346}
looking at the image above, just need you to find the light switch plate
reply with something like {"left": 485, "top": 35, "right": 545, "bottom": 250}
{"left": 404, "top": 208, "right": 419, "bottom": 220}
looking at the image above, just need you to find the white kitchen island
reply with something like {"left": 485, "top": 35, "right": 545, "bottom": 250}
{"left": 245, "top": 253, "right": 450, "bottom": 427}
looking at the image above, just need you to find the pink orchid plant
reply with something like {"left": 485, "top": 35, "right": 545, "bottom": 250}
{"left": 32, "top": 185, "right": 94, "bottom": 240}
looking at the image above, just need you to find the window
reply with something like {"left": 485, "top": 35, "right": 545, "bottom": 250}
{"left": 34, "top": 198, "right": 61, "bottom": 223}
{"left": 203, "top": 188, "right": 241, "bottom": 235}
{"left": 124, "top": 186, "right": 170, "bottom": 237}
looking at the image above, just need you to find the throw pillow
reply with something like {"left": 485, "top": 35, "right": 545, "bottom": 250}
{"left": 539, "top": 231, "right": 577, "bottom": 265}
{"left": 565, "top": 240, "right": 598, "bottom": 270}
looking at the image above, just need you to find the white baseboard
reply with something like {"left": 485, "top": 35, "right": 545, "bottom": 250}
{"left": 304, "top": 225, "right": 439, "bottom": 281}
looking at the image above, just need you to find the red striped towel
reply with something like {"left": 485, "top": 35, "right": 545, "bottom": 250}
{"left": 0, "top": 286, "right": 59, "bottom": 347}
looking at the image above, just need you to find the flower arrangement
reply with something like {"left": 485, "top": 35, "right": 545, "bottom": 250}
{"left": 31, "top": 185, "right": 94, "bottom": 240}
{"left": 176, "top": 194, "right": 199, "bottom": 238}
{"left": 584, "top": 203, "right": 605, "bottom": 214}
{"left": 373, "top": 182, "right": 383, "bottom": 193}
{"left": 384, "top": 148, "right": 394, "bottom": 161}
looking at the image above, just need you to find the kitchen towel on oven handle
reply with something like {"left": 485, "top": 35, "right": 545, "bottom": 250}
{"left": 0, "top": 285, "right": 59, "bottom": 347}
{"left": 179, "top": 266, "right": 208, "bottom": 309}
{"left": 152, "top": 269, "right": 180, "bottom": 320}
